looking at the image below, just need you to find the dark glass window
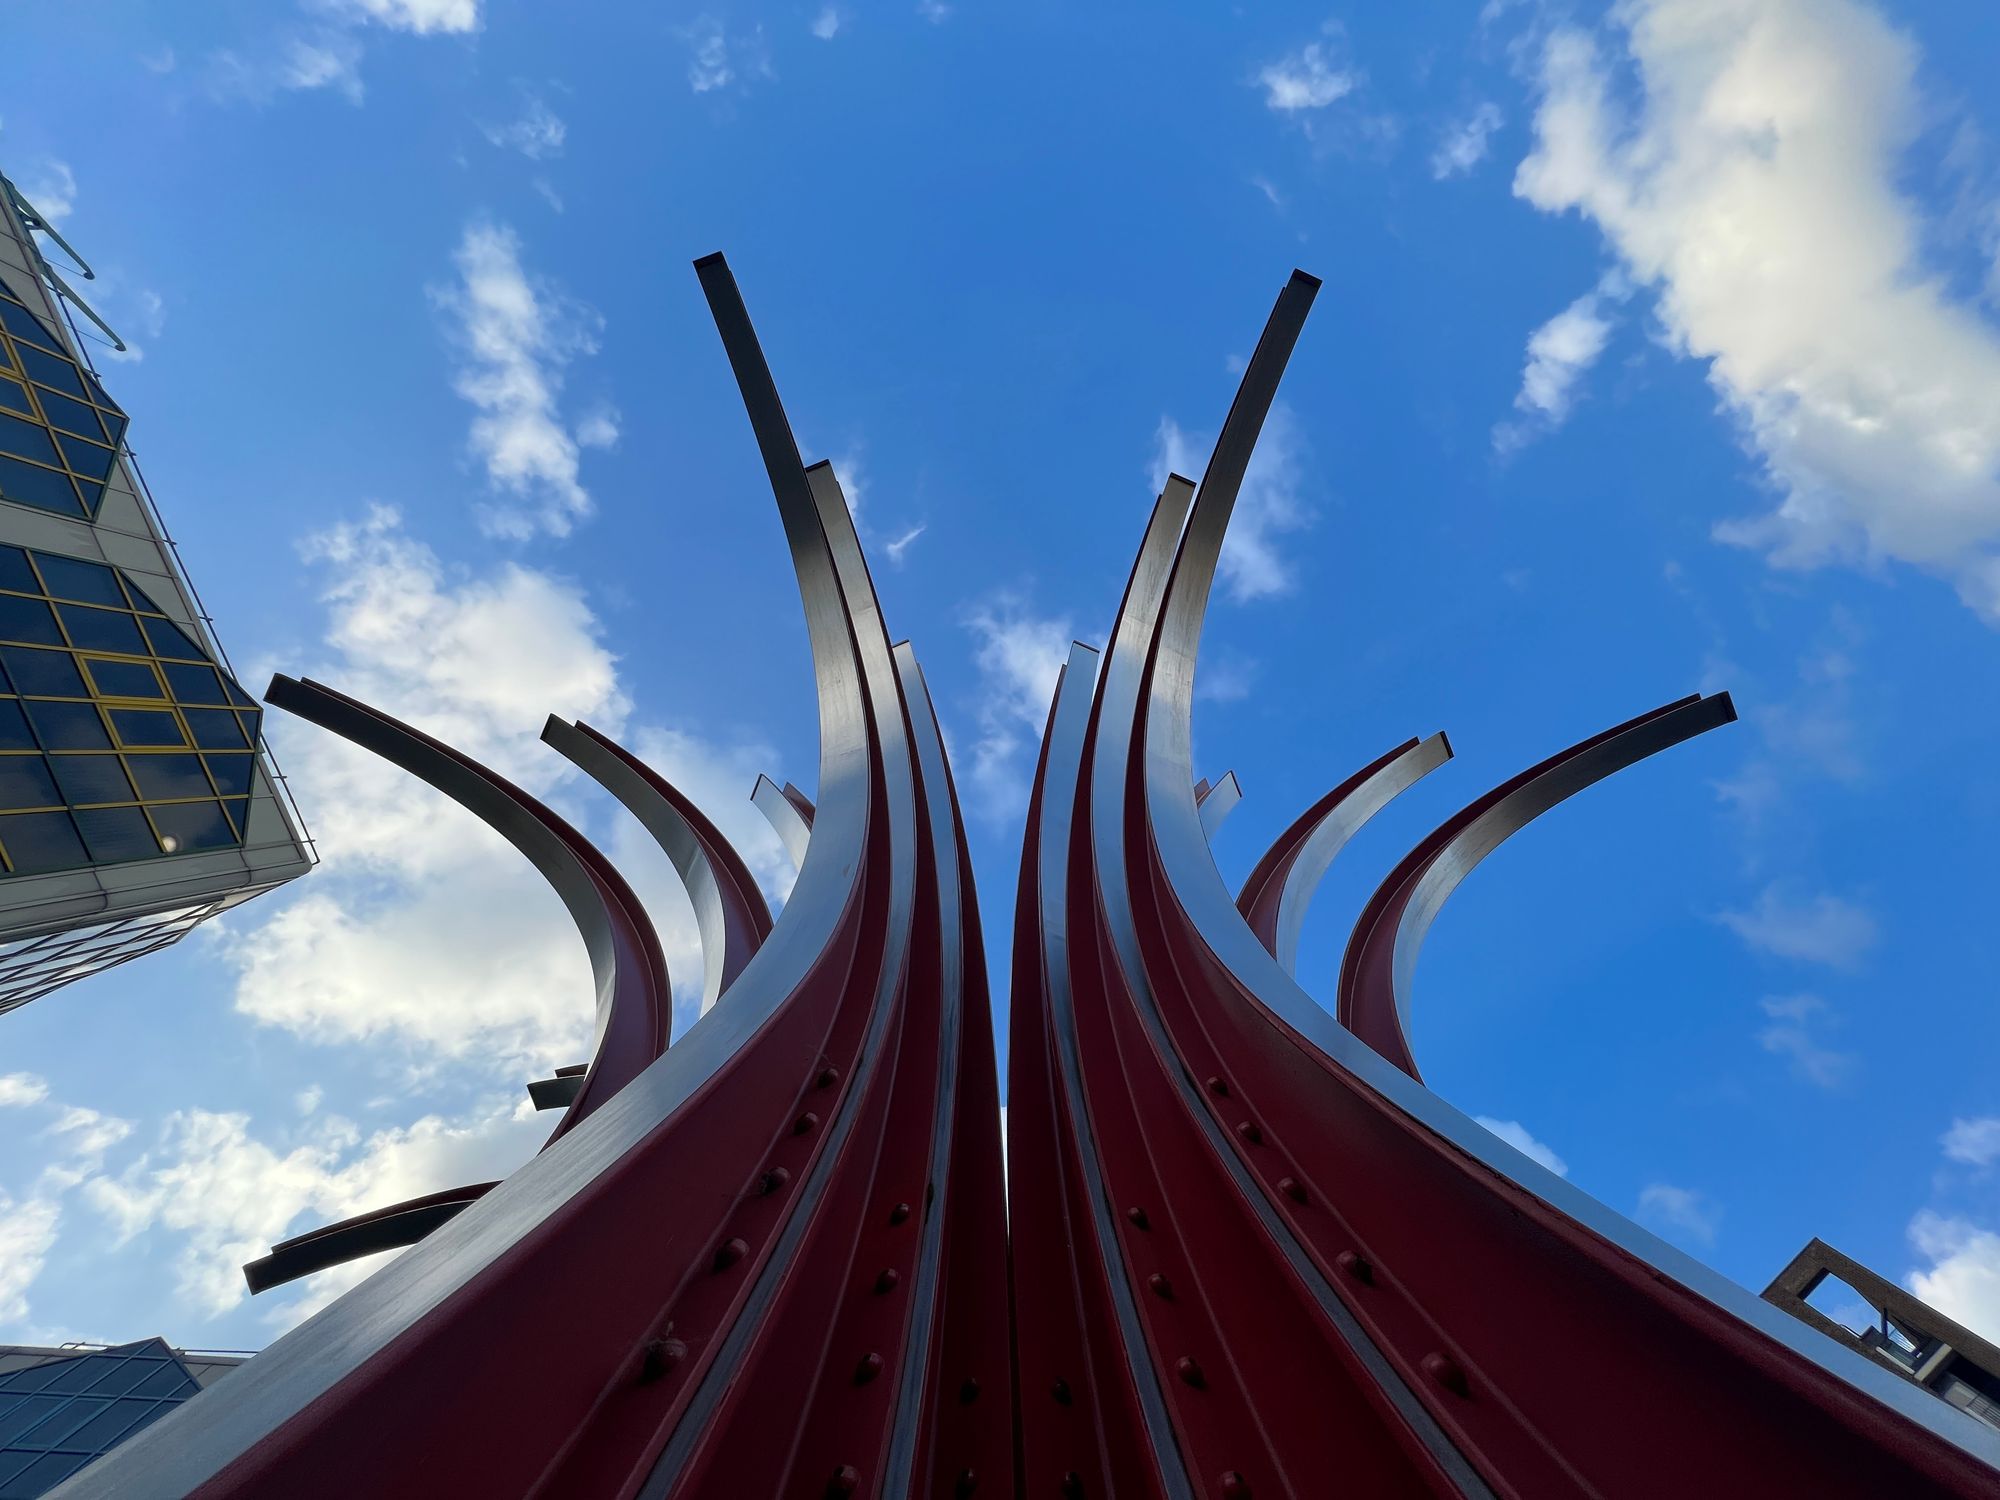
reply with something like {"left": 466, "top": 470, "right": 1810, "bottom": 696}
{"left": 0, "top": 810, "right": 86, "bottom": 873}
{"left": 16, "top": 344, "right": 87, "bottom": 399}
{"left": 100, "top": 410, "right": 128, "bottom": 448}
{"left": 32, "top": 554, "right": 124, "bottom": 608}
{"left": 57, "top": 605, "right": 146, "bottom": 656}
{"left": 55, "top": 434, "right": 115, "bottom": 482}
{"left": 0, "top": 1393, "right": 62, "bottom": 1445}
{"left": 32, "top": 388, "right": 103, "bottom": 441}
{"left": 109, "top": 709, "right": 185, "bottom": 748}
{"left": 162, "top": 663, "right": 226, "bottom": 705}
{"left": 121, "top": 1363, "right": 193, "bottom": 1400}
{"left": 0, "top": 300, "right": 60, "bottom": 353}
{"left": 223, "top": 796, "right": 250, "bottom": 834}
{"left": 0, "top": 546, "right": 37, "bottom": 593}
{"left": 0, "top": 456, "right": 84, "bottom": 517}
{"left": 140, "top": 615, "right": 206, "bottom": 661}
{"left": 73, "top": 806, "right": 160, "bottom": 862}
{"left": 60, "top": 1396, "right": 150, "bottom": 1450}
{"left": 0, "top": 375, "right": 30, "bottom": 415}
{"left": 0, "top": 596, "right": 63, "bottom": 646}
{"left": 73, "top": 478, "right": 104, "bottom": 515}
{"left": 128, "top": 754, "right": 209, "bottom": 800}
{"left": 1, "top": 647, "right": 87, "bottom": 697}
{"left": 202, "top": 754, "right": 254, "bottom": 798}
{"left": 122, "top": 578, "right": 169, "bottom": 615}
{"left": 238, "top": 709, "right": 262, "bottom": 744}
{"left": 0, "top": 757, "right": 58, "bottom": 811}
{"left": 0, "top": 701, "right": 36, "bottom": 751}
{"left": 82, "top": 659, "right": 164, "bottom": 700}
{"left": 225, "top": 678, "right": 258, "bottom": 709}
{"left": 49, "top": 755, "right": 135, "bottom": 806}
{"left": 0, "top": 412, "right": 61, "bottom": 467}
{"left": 10, "top": 1451, "right": 85, "bottom": 1492}
{"left": 182, "top": 709, "right": 244, "bottom": 749}
{"left": 25, "top": 701, "right": 109, "bottom": 751}
{"left": 151, "top": 801, "right": 234, "bottom": 853}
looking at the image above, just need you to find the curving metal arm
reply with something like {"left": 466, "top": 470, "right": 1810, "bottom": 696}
{"left": 1194, "top": 768, "right": 1242, "bottom": 837}
{"left": 752, "top": 771, "right": 812, "bottom": 869}
{"left": 1236, "top": 733, "right": 1452, "bottom": 977}
{"left": 1338, "top": 694, "right": 1734, "bottom": 1081}
{"left": 547, "top": 718, "right": 773, "bottom": 1020}
{"left": 242, "top": 1183, "right": 498, "bottom": 1295}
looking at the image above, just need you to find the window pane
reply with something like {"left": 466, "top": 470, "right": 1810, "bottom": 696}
{"left": 0, "top": 702, "right": 36, "bottom": 751}
{"left": 0, "top": 546, "right": 34, "bottom": 593}
{"left": 140, "top": 615, "right": 206, "bottom": 661}
{"left": 122, "top": 1363, "right": 194, "bottom": 1400}
{"left": 108, "top": 709, "right": 185, "bottom": 748}
{"left": 0, "top": 375, "right": 30, "bottom": 416}
{"left": 25, "top": 701, "right": 110, "bottom": 751}
{"left": 72, "top": 806, "right": 161, "bottom": 863}
{"left": 56, "top": 434, "right": 114, "bottom": 482}
{"left": 0, "top": 810, "right": 87, "bottom": 874}
{"left": 238, "top": 709, "right": 261, "bottom": 744}
{"left": 33, "top": 553, "right": 124, "bottom": 607}
{"left": 162, "top": 662, "right": 226, "bottom": 705}
{"left": 49, "top": 755, "right": 135, "bottom": 806}
{"left": 224, "top": 676, "right": 258, "bottom": 709}
{"left": 182, "top": 709, "right": 245, "bottom": 750}
{"left": 0, "top": 596, "right": 63, "bottom": 646}
{"left": 0, "top": 454, "right": 84, "bottom": 516}
{"left": 57, "top": 605, "right": 146, "bottom": 656}
{"left": 127, "top": 754, "right": 209, "bottom": 801}
{"left": 0, "top": 757, "right": 58, "bottom": 811}
{"left": 1, "top": 647, "right": 86, "bottom": 697}
{"left": 0, "top": 412, "right": 60, "bottom": 467}
{"left": 0, "top": 299, "right": 60, "bottom": 353}
{"left": 16, "top": 344, "right": 87, "bottom": 398}
{"left": 151, "top": 801, "right": 236, "bottom": 853}
{"left": 0, "top": 1392, "right": 62, "bottom": 1444}
{"left": 223, "top": 797, "right": 250, "bottom": 835}
{"left": 202, "top": 754, "right": 254, "bottom": 798}
{"left": 59, "top": 1394, "right": 152, "bottom": 1450}
{"left": 9, "top": 1451, "right": 86, "bottom": 1493}
{"left": 33, "top": 388, "right": 104, "bottom": 441}
{"left": 82, "top": 658, "right": 163, "bottom": 700}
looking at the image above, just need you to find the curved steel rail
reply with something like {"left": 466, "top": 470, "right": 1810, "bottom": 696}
{"left": 1339, "top": 696, "right": 1734, "bottom": 1081}
{"left": 1194, "top": 768, "right": 1242, "bottom": 837}
{"left": 546, "top": 717, "right": 774, "bottom": 1019}
{"left": 1236, "top": 734, "right": 1451, "bottom": 976}
{"left": 242, "top": 1183, "right": 498, "bottom": 1294}
{"left": 753, "top": 770, "right": 813, "bottom": 868}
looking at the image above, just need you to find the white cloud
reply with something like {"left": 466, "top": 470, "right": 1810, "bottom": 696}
{"left": 204, "top": 33, "right": 365, "bottom": 106}
{"left": 1473, "top": 1116, "right": 1568, "bottom": 1176}
{"left": 1516, "top": 0, "right": 2000, "bottom": 622}
{"left": 1755, "top": 993, "right": 1854, "bottom": 1088}
{"left": 481, "top": 93, "right": 566, "bottom": 160}
{"left": 140, "top": 47, "right": 177, "bottom": 74}
{"left": 1151, "top": 402, "right": 1314, "bottom": 602}
{"left": 576, "top": 405, "right": 621, "bottom": 450}
{"left": 1250, "top": 175, "right": 1285, "bottom": 211}
{"left": 961, "top": 595, "right": 1074, "bottom": 820}
{"left": 0, "top": 1193, "right": 61, "bottom": 1324}
{"left": 884, "top": 524, "right": 926, "bottom": 567}
{"left": 917, "top": 0, "right": 950, "bottom": 23}
{"left": 296, "top": 1085, "right": 326, "bottom": 1116}
{"left": 435, "top": 221, "right": 607, "bottom": 539}
{"left": 328, "top": 0, "right": 481, "bottom": 35}
{"left": 1716, "top": 884, "right": 1878, "bottom": 968}
{"left": 683, "top": 18, "right": 771, "bottom": 93}
{"left": 1257, "top": 34, "right": 1358, "bottom": 114}
{"left": 1906, "top": 1211, "right": 2000, "bottom": 1342}
{"left": 1493, "top": 272, "right": 1629, "bottom": 453}
{"left": 1636, "top": 1182, "right": 1720, "bottom": 1245}
{"left": 218, "top": 507, "right": 627, "bottom": 1066}
{"left": 14, "top": 161, "right": 76, "bottom": 224}
{"left": 1432, "top": 102, "right": 1503, "bottom": 179}
{"left": 1943, "top": 1117, "right": 2000, "bottom": 1168}
{"left": 84, "top": 1099, "right": 542, "bottom": 1327}
{"left": 811, "top": 6, "right": 844, "bottom": 40}
{"left": 0, "top": 1073, "right": 49, "bottom": 1108}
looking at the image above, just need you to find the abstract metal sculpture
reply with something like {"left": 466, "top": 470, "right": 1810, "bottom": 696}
{"left": 57, "top": 262, "right": 2000, "bottom": 1498}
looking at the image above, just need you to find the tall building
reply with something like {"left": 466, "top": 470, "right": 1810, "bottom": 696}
{"left": 0, "top": 1340, "right": 244, "bottom": 1498}
{"left": 0, "top": 168, "right": 312, "bottom": 1014}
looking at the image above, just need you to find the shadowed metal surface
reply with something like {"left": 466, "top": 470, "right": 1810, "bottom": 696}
{"left": 546, "top": 717, "right": 773, "bottom": 1020}
{"left": 1237, "top": 734, "right": 1452, "bottom": 976}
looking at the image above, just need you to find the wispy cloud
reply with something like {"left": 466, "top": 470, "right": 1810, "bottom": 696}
{"left": 1432, "top": 102, "right": 1502, "bottom": 179}
{"left": 682, "top": 17, "right": 772, "bottom": 94}
{"left": 0, "top": 1074, "right": 50, "bottom": 1109}
{"left": 1474, "top": 1116, "right": 1568, "bottom": 1176}
{"left": 1637, "top": 1183, "right": 1720, "bottom": 1246}
{"left": 885, "top": 524, "right": 926, "bottom": 566}
{"left": 1907, "top": 1211, "right": 2000, "bottom": 1342}
{"left": 1716, "top": 884, "right": 1879, "bottom": 969}
{"left": 1493, "top": 271, "right": 1629, "bottom": 453}
{"left": 961, "top": 594, "right": 1075, "bottom": 820}
{"left": 434, "top": 220, "right": 607, "bottom": 539}
{"left": 1256, "top": 28, "right": 1359, "bottom": 114}
{"left": 12, "top": 161, "right": 76, "bottom": 223}
{"left": 1755, "top": 993, "right": 1855, "bottom": 1089}
{"left": 481, "top": 90, "right": 566, "bottom": 160}
{"left": 811, "top": 6, "right": 844, "bottom": 40}
{"left": 1943, "top": 1118, "right": 2000, "bottom": 1169}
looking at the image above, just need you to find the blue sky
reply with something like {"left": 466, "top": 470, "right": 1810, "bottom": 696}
{"left": 1, "top": 0, "right": 1998, "bottom": 1355}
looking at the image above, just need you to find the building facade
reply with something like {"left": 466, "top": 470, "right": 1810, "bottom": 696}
{"left": 0, "top": 1341, "right": 244, "bottom": 1498}
{"left": 0, "top": 168, "right": 311, "bottom": 1013}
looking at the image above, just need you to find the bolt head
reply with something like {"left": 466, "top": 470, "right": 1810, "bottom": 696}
{"left": 760, "top": 1166, "right": 791, "bottom": 1196}
{"left": 875, "top": 1267, "right": 901, "bottom": 1294}
{"left": 1148, "top": 1273, "right": 1173, "bottom": 1300}
{"left": 1235, "top": 1121, "right": 1262, "bottom": 1145}
{"left": 959, "top": 1376, "right": 980, "bottom": 1403}
{"left": 1205, "top": 1075, "right": 1229, "bottom": 1096}
{"left": 794, "top": 1111, "right": 819, "bottom": 1135}
{"left": 889, "top": 1200, "right": 912, "bottom": 1225}
{"left": 818, "top": 1065, "right": 840, "bottom": 1089}
{"left": 1051, "top": 1377, "right": 1073, "bottom": 1406}
{"left": 1220, "top": 1472, "right": 1251, "bottom": 1497}
{"left": 854, "top": 1351, "right": 884, "bottom": 1385}
{"left": 713, "top": 1236, "right": 749, "bottom": 1271}
{"left": 1176, "top": 1356, "right": 1206, "bottom": 1388}
{"left": 826, "top": 1464, "right": 861, "bottom": 1496}
{"left": 1278, "top": 1176, "right": 1306, "bottom": 1203}
{"left": 1422, "top": 1351, "right": 1469, "bottom": 1397}
{"left": 1126, "top": 1206, "right": 1149, "bottom": 1230}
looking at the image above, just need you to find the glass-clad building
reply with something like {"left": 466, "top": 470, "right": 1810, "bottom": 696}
{"left": 0, "top": 1340, "right": 244, "bottom": 1498}
{"left": 0, "top": 166, "right": 312, "bottom": 1014}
